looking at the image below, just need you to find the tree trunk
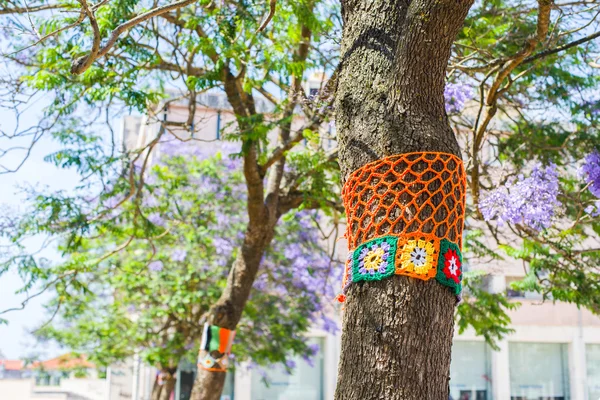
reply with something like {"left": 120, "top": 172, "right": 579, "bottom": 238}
{"left": 190, "top": 13, "right": 312, "bottom": 399}
{"left": 151, "top": 368, "right": 177, "bottom": 400}
{"left": 189, "top": 223, "right": 275, "bottom": 400}
{"left": 334, "top": 1, "right": 473, "bottom": 400}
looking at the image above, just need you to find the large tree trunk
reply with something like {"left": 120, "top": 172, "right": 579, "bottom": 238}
{"left": 334, "top": 1, "right": 473, "bottom": 399}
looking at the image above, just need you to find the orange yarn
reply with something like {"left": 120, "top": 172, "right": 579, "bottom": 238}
{"left": 340, "top": 152, "right": 466, "bottom": 291}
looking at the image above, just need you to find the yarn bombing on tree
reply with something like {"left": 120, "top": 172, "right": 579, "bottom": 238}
{"left": 197, "top": 324, "right": 236, "bottom": 372}
{"left": 338, "top": 152, "right": 467, "bottom": 302}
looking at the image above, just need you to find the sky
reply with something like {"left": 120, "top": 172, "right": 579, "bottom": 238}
{"left": 0, "top": 96, "right": 91, "bottom": 359}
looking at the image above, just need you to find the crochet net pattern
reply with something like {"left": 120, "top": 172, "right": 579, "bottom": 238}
{"left": 340, "top": 152, "right": 467, "bottom": 299}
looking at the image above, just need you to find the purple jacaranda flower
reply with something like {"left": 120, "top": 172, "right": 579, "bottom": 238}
{"left": 444, "top": 82, "right": 471, "bottom": 114}
{"left": 302, "top": 343, "right": 320, "bottom": 367}
{"left": 284, "top": 245, "right": 302, "bottom": 259}
{"left": 148, "top": 260, "right": 164, "bottom": 272}
{"left": 170, "top": 249, "right": 187, "bottom": 262}
{"left": 142, "top": 195, "right": 159, "bottom": 208}
{"left": 103, "top": 195, "right": 124, "bottom": 209}
{"left": 285, "top": 359, "right": 296, "bottom": 371}
{"left": 581, "top": 151, "right": 600, "bottom": 198}
{"left": 480, "top": 163, "right": 561, "bottom": 231}
{"left": 213, "top": 237, "right": 233, "bottom": 255}
{"left": 322, "top": 315, "right": 339, "bottom": 334}
{"left": 308, "top": 343, "right": 320, "bottom": 355}
{"left": 147, "top": 212, "right": 165, "bottom": 226}
{"left": 585, "top": 201, "right": 600, "bottom": 217}
{"left": 292, "top": 256, "right": 309, "bottom": 269}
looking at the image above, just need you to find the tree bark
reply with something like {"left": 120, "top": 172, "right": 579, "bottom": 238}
{"left": 334, "top": 1, "right": 473, "bottom": 400}
{"left": 151, "top": 368, "right": 177, "bottom": 400}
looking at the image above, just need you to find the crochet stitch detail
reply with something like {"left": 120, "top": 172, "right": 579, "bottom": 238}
{"left": 340, "top": 152, "right": 466, "bottom": 299}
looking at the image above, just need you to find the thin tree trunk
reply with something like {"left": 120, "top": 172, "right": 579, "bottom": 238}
{"left": 159, "top": 375, "right": 177, "bottom": 400}
{"left": 190, "top": 11, "right": 313, "bottom": 399}
{"left": 151, "top": 368, "right": 177, "bottom": 400}
{"left": 334, "top": 1, "right": 473, "bottom": 399}
{"left": 151, "top": 376, "right": 161, "bottom": 400}
{"left": 190, "top": 224, "right": 276, "bottom": 400}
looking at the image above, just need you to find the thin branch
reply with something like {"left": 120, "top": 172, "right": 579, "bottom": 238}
{"left": 523, "top": 29, "right": 600, "bottom": 64}
{"left": 260, "top": 68, "right": 338, "bottom": 173}
{"left": 0, "top": 272, "right": 77, "bottom": 316}
{"left": 4, "top": 7, "right": 86, "bottom": 57}
{"left": 256, "top": 0, "right": 276, "bottom": 33}
{"left": 71, "top": 0, "right": 210, "bottom": 74}
{"left": 73, "top": 0, "right": 101, "bottom": 74}
{"left": 0, "top": 3, "right": 65, "bottom": 14}
{"left": 470, "top": 0, "right": 553, "bottom": 208}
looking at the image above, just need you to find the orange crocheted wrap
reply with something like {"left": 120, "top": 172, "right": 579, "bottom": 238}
{"left": 339, "top": 152, "right": 467, "bottom": 300}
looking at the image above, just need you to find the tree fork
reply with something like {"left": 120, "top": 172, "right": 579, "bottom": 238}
{"left": 334, "top": 1, "right": 473, "bottom": 399}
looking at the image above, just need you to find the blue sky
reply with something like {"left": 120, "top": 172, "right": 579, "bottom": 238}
{"left": 0, "top": 98, "right": 79, "bottom": 359}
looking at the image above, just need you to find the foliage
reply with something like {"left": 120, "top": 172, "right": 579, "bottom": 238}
{"left": 34, "top": 142, "right": 340, "bottom": 370}
{"left": 449, "top": 0, "right": 600, "bottom": 328}
{"left": 456, "top": 272, "right": 519, "bottom": 351}
{"left": 1, "top": 0, "right": 600, "bottom": 371}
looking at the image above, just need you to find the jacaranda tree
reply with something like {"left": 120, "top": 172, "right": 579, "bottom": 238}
{"left": 19, "top": 141, "right": 340, "bottom": 400}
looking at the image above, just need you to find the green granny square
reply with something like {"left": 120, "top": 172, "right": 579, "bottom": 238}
{"left": 351, "top": 236, "right": 398, "bottom": 283}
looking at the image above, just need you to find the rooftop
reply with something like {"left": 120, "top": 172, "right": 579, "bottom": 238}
{"left": 0, "top": 360, "right": 24, "bottom": 371}
{"left": 29, "top": 354, "right": 94, "bottom": 371}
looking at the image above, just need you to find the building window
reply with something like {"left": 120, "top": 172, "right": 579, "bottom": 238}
{"left": 509, "top": 342, "right": 570, "bottom": 400}
{"left": 449, "top": 341, "right": 492, "bottom": 400}
{"left": 250, "top": 337, "right": 325, "bottom": 400}
{"left": 587, "top": 344, "right": 600, "bottom": 400}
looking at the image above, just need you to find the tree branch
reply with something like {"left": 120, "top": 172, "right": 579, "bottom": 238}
{"left": 71, "top": 0, "right": 209, "bottom": 74}
{"left": 523, "top": 29, "right": 600, "bottom": 65}
{"left": 471, "top": 0, "right": 554, "bottom": 208}
{"left": 0, "top": 3, "right": 65, "bottom": 14}
{"left": 260, "top": 68, "right": 338, "bottom": 174}
{"left": 256, "top": 0, "right": 276, "bottom": 33}
{"left": 264, "top": 20, "right": 312, "bottom": 216}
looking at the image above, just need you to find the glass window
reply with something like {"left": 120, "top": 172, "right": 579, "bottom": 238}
{"left": 449, "top": 341, "right": 492, "bottom": 400}
{"left": 587, "top": 344, "right": 600, "bottom": 400}
{"left": 250, "top": 337, "right": 325, "bottom": 400}
{"left": 509, "top": 342, "right": 570, "bottom": 400}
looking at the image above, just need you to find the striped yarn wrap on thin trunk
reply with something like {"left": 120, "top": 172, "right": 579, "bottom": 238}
{"left": 197, "top": 324, "right": 236, "bottom": 372}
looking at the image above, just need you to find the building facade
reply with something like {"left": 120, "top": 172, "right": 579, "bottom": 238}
{"left": 120, "top": 86, "right": 600, "bottom": 400}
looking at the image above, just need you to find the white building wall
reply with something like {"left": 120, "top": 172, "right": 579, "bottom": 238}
{"left": 0, "top": 378, "right": 107, "bottom": 400}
